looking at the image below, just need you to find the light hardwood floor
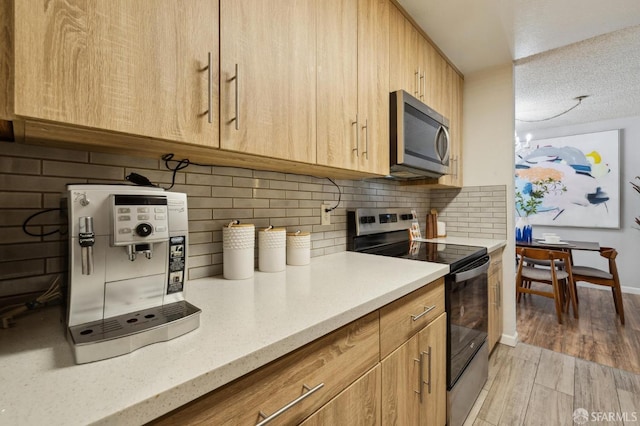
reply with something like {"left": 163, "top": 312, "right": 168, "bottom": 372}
{"left": 516, "top": 284, "right": 640, "bottom": 374}
{"left": 465, "top": 343, "right": 640, "bottom": 426}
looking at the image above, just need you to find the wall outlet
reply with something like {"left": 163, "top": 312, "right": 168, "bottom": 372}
{"left": 321, "top": 204, "right": 331, "bottom": 226}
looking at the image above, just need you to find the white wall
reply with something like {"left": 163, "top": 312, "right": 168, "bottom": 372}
{"left": 524, "top": 116, "right": 640, "bottom": 293}
{"left": 462, "top": 63, "right": 517, "bottom": 345}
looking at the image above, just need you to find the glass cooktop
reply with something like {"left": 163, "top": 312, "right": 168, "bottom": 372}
{"left": 359, "top": 240, "right": 487, "bottom": 272}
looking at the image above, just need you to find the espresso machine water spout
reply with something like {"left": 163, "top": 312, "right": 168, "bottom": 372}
{"left": 126, "top": 244, "right": 153, "bottom": 261}
{"left": 79, "top": 217, "right": 95, "bottom": 275}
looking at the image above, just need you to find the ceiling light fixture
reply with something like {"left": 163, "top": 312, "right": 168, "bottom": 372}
{"left": 516, "top": 95, "right": 589, "bottom": 123}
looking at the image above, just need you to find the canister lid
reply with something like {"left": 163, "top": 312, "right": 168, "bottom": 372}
{"left": 287, "top": 231, "right": 310, "bottom": 236}
{"left": 259, "top": 227, "right": 286, "bottom": 232}
{"left": 224, "top": 223, "right": 254, "bottom": 228}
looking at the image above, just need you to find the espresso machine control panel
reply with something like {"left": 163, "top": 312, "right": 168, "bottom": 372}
{"left": 111, "top": 194, "right": 170, "bottom": 246}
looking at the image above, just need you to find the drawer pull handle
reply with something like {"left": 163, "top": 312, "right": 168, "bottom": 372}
{"left": 256, "top": 382, "right": 324, "bottom": 425}
{"left": 411, "top": 305, "right": 436, "bottom": 321}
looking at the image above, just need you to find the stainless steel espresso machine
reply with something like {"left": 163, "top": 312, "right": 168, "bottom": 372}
{"left": 65, "top": 184, "right": 200, "bottom": 363}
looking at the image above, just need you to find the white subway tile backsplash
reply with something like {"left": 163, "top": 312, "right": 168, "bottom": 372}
{"left": 43, "top": 161, "right": 123, "bottom": 180}
{"left": 186, "top": 173, "right": 232, "bottom": 186}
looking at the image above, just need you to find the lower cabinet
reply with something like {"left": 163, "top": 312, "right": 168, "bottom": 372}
{"left": 150, "top": 312, "right": 380, "bottom": 425}
{"left": 381, "top": 313, "right": 447, "bottom": 426}
{"left": 300, "top": 365, "right": 381, "bottom": 426}
{"left": 151, "top": 281, "right": 448, "bottom": 425}
{"left": 488, "top": 248, "right": 504, "bottom": 352}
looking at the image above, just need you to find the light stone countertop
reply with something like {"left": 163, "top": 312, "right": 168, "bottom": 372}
{"left": 416, "top": 236, "right": 507, "bottom": 253}
{"left": 0, "top": 251, "right": 448, "bottom": 426}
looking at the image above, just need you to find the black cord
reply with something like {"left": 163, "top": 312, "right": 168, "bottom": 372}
{"left": 516, "top": 95, "right": 588, "bottom": 123}
{"left": 324, "top": 178, "right": 342, "bottom": 212}
{"left": 22, "top": 208, "right": 65, "bottom": 237}
{"left": 161, "top": 154, "right": 192, "bottom": 190}
{"left": 160, "top": 153, "right": 343, "bottom": 213}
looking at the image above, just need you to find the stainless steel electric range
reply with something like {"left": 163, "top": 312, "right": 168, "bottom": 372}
{"left": 347, "top": 208, "right": 490, "bottom": 426}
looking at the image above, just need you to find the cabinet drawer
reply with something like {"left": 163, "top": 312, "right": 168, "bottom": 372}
{"left": 379, "top": 278, "right": 445, "bottom": 359}
{"left": 489, "top": 249, "right": 503, "bottom": 276}
{"left": 152, "top": 312, "right": 380, "bottom": 425}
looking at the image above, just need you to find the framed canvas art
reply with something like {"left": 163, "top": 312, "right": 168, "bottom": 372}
{"left": 514, "top": 129, "right": 620, "bottom": 228}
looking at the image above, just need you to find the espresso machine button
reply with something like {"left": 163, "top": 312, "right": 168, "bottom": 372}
{"left": 135, "top": 223, "right": 153, "bottom": 237}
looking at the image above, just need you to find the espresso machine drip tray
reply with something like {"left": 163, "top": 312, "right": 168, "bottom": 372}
{"left": 68, "top": 301, "right": 201, "bottom": 363}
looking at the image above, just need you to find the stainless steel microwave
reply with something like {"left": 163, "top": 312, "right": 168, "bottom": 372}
{"left": 389, "top": 90, "right": 450, "bottom": 179}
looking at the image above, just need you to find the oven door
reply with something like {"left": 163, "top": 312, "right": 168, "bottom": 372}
{"left": 446, "top": 255, "right": 490, "bottom": 388}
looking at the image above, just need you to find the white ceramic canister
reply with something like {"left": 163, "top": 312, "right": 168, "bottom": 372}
{"left": 286, "top": 231, "right": 311, "bottom": 266}
{"left": 222, "top": 223, "right": 255, "bottom": 280}
{"left": 258, "top": 227, "right": 287, "bottom": 272}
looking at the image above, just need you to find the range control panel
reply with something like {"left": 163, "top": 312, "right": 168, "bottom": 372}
{"left": 351, "top": 208, "right": 416, "bottom": 236}
{"left": 111, "top": 195, "right": 170, "bottom": 246}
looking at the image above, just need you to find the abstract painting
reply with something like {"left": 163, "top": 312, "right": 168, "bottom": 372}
{"left": 515, "top": 130, "right": 620, "bottom": 228}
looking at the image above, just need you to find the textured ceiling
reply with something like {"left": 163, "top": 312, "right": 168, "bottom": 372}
{"left": 515, "top": 25, "right": 640, "bottom": 134}
{"left": 397, "top": 0, "right": 640, "bottom": 134}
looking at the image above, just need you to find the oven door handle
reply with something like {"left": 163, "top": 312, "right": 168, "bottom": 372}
{"left": 452, "top": 256, "right": 490, "bottom": 283}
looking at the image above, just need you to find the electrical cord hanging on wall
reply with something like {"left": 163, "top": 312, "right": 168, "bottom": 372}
{"left": 22, "top": 208, "right": 66, "bottom": 237}
{"left": 160, "top": 154, "right": 344, "bottom": 210}
{"left": 324, "top": 178, "right": 342, "bottom": 213}
{"left": 516, "top": 95, "right": 589, "bottom": 123}
{"left": 161, "top": 153, "right": 217, "bottom": 190}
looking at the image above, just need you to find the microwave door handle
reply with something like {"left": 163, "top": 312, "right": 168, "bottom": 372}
{"left": 436, "top": 125, "right": 451, "bottom": 164}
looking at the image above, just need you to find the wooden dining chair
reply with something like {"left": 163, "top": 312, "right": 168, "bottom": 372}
{"left": 571, "top": 247, "right": 624, "bottom": 325}
{"left": 516, "top": 247, "right": 578, "bottom": 324}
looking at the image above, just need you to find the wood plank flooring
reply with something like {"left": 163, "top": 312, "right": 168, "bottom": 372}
{"left": 516, "top": 284, "right": 640, "bottom": 374}
{"left": 465, "top": 343, "right": 640, "bottom": 426}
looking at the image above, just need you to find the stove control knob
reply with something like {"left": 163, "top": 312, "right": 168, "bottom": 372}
{"left": 135, "top": 223, "right": 153, "bottom": 237}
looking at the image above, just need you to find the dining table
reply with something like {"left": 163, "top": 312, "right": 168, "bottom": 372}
{"left": 516, "top": 239, "right": 600, "bottom": 252}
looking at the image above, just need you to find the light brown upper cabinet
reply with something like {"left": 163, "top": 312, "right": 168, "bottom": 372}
{"left": 357, "top": 0, "right": 390, "bottom": 175}
{"left": 316, "top": 0, "right": 358, "bottom": 171}
{"left": 12, "top": 0, "right": 218, "bottom": 147}
{"left": 389, "top": 4, "right": 419, "bottom": 97}
{"left": 220, "top": 0, "right": 316, "bottom": 163}
{"left": 317, "top": 0, "right": 389, "bottom": 175}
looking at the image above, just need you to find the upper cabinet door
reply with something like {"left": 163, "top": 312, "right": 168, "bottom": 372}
{"left": 389, "top": 5, "right": 418, "bottom": 96}
{"left": 316, "top": 0, "right": 358, "bottom": 171}
{"left": 14, "top": 0, "right": 218, "bottom": 147}
{"left": 358, "top": 0, "right": 389, "bottom": 175}
{"left": 220, "top": 0, "right": 316, "bottom": 163}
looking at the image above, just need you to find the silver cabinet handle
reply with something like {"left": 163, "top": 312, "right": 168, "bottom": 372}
{"left": 422, "top": 71, "right": 426, "bottom": 100}
{"left": 413, "top": 356, "right": 423, "bottom": 402}
{"left": 256, "top": 383, "right": 324, "bottom": 425}
{"left": 420, "top": 72, "right": 425, "bottom": 100}
{"left": 415, "top": 70, "right": 420, "bottom": 96}
{"left": 234, "top": 63, "right": 240, "bottom": 130}
{"left": 424, "top": 347, "right": 432, "bottom": 394}
{"left": 493, "top": 284, "right": 499, "bottom": 308}
{"left": 362, "top": 119, "right": 368, "bottom": 159}
{"left": 352, "top": 114, "right": 359, "bottom": 157}
{"left": 497, "top": 278, "right": 501, "bottom": 308}
{"left": 207, "top": 52, "right": 213, "bottom": 124}
{"left": 411, "top": 305, "right": 436, "bottom": 321}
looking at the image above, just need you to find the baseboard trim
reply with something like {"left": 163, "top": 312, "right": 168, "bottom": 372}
{"left": 499, "top": 331, "right": 518, "bottom": 347}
